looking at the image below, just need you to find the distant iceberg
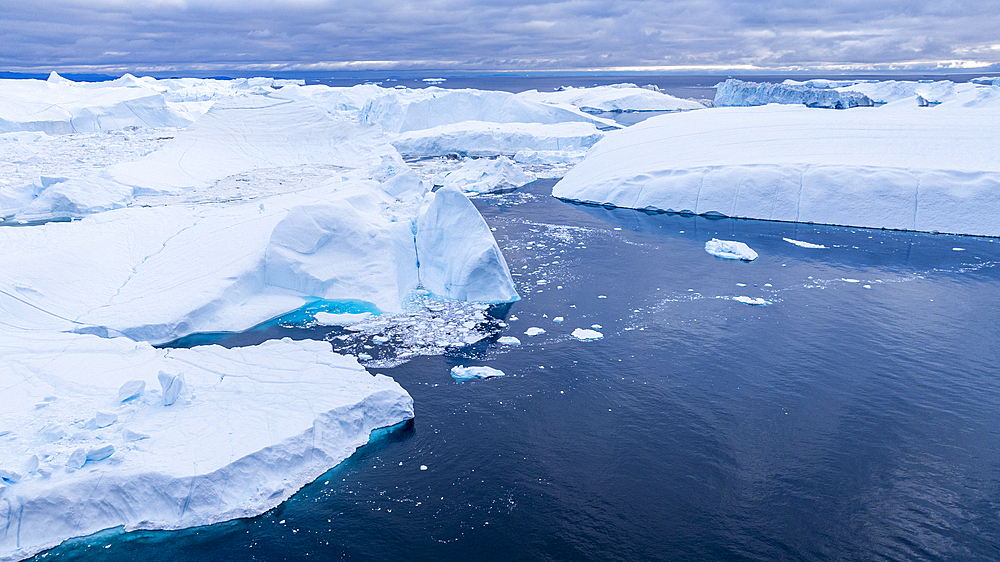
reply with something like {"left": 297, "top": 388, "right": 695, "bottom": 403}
{"left": 705, "top": 239, "right": 758, "bottom": 261}
{"left": 451, "top": 365, "right": 505, "bottom": 381}
{"left": 715, "top": 79, "right": 874, "bottom": 109}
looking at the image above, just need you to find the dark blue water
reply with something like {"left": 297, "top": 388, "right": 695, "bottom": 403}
{"left": 35, "top": 179, "right": 1000, "bottom": 561}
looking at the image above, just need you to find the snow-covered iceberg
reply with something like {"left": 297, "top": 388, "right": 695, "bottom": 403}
{"left": 431, "top": 156, "right": 537, "bottom": 194}
{"left": 519, "top": 83, "right": 705, "bottom": 113}
{"left": 552, "top": 99, "right": 1000, "bottom": 236}
{"left": 0, "top": 331, "right": 413, "bottom": 562}
{"left": 714, "top": 79, "right": 874, "bottom": 109}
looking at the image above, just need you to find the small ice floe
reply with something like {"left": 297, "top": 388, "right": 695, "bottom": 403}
{"left": 842, "top": 278, "right": 861, "bottom": 283}
{"left": 783, "top": 238, "right": 827, "bottom": 249}
{"left": 372, "top": 335, "right": 390, "bottom": 344}
{"left": 863, "top": 284, "right": 872, "bottom": 289}
{"left": 597, "top": 295, "right": 607, "bottom": 299}
{"left": 733, "top": 296, "right": 770, "bottom": 306}
{"left": 420, "top": 465, "right": 428, "bottom": 471}
{"left": 524, "top": 327, "right": 546, "bottom": 336}
{"left": 314, "top": 311, "right": 372, "bottom": 325}
{"left": 764, "top": 283, "right": 772, "bottom": 287}
{"left": 952, "top": 247, "right": 966, "bottom": 251}
{"left": 571, "top": 328, "right": 603, "bottom": 341}
{"left": 591, "top": 324, "right": 602, "bottom": 329}
{"left": 497, "top": 336, "right": 521, "bottom": 345}
{"left": 705, "top": 239, "right": 758, "bottom": 261}
{"left": 736, "top": 283, "right": 746, "bottom": 287}
{"left": 451, "top": 365, "right": 505, "bottom": 382}
{"left": 553, "top": 316, "right": 564, "bottom": 322}
{"left": 357, "top": 353, "right": 373, "bottom": 361}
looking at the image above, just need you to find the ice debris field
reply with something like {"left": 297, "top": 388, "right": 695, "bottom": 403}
{"left": 1, "top": 72, "right": 998, "bottom": 561}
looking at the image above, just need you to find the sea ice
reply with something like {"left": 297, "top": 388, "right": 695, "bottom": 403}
{"left": 705, "top": 239, "right": 759, "bottom": 261}
{"left": 732, "top": 296, "right": 770, "bottom": 306}
{"left": 391, "top": 121, "right": 604, "bottom": 158}
{"left": 783, "top": 238, "right": 827, "bottom": 249}
{"left": 497, "top": 336, "right": 521, "bottom": 345}
{"left": 524, "top": 327, "right": 546, "bottom": 336}
{"left": 431, "top": 156, "right": 537, "bottom": 194}
{"left": 450, "top": 365, "right": 506, "bottom": 382}
{"left": 571, "top": 328, "right": 604, "bottom": 341}
{"left": 518, "top": 83, "right": 705, "bottom": 113}
{"left": 315, "top": 312, "right": 374, "bottom": 325}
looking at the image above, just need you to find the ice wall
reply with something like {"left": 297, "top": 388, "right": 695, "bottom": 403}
{"left": 714, "top": 79, "right": 874, "bottom": 109}
{"left": 553, "top": 103, "right": 1000, "bottom": 236}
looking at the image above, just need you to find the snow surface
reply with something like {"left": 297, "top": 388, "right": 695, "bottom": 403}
{"left": 518, "top": 83, "right": 705, "bottom": 113}
{"left": 553, "top": 94, "right": 1000, "bottom": 236}
{"left": 705, "top": 239, "right": 759, "bottom": 261}
{"left": 450, "top": 365, "right": 506, "bottom": 382}
{"left": 0, "top": 332, "right": 412, "bottom": 562}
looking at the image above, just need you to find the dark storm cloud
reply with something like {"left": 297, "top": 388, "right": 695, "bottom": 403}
{"left": 1, "top": 0, "right": 998, "bottom": 72}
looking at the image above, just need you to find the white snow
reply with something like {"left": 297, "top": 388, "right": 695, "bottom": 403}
{"left": 783, "top": 238, "right": 827, "bottom": 249}
{"left": 450, "top": 365, "right": 506, "bottom": 381}
{"left": 705, "top": 239, "right": 759, "bottom": 261}
{"left": 0, "top": 332, "right": 412, "bottom": 562}
{"left": 553, "top": 92, "right": 1000, "bottom": 236}
{"left": 524, "top": 327, "right": 546, "bottom": 336}
{"left": 571, "top": 328, "right": 604, "bottom": 341}
{"left": 519, "top": 84, "right": 704, "bottom": 113}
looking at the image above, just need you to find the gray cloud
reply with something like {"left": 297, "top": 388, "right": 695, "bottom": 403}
{"left": 1, "top": 0, "right": 998, "bottom": 73}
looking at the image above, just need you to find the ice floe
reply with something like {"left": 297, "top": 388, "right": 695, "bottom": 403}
{"left": 783, "top": 238, "right": 827, "bottom": 249}
{"left": 705, "top": 239, "right": 759, "bottom": 261}
{"left": 451, "top": 365, "right": 506, "bottom": 382}
{"left": 732, "top": 296, "right": 770, "bottom": 306}
{"left": 571, "top": 328, "right": 604, "bottom": 341}
{"left": 524, "top": 327, "right": 546, "bottom": 336}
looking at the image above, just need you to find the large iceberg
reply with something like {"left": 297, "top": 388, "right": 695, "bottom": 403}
{"left": 552, "top": 98, "right": 1000, "bottom": 236}
{"left": 0, "top": 331, "right": 412, "bottom": 562}
{"left": 714, "top": 79, "right": 874, "bottom": 109}
{"left": 390, "top": 121, "right": 604, "bottom": 158}
{"left": 519, "top": 83, "right": 705, "bottom": 113}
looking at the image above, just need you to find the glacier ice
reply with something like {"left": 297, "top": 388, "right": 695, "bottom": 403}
{"left": 391, "top": 121, "right": 604, "bottom": 158}
{"left": 715, "top": 79, "right": 874, "bottom": 109}
{"left": 552, "top": 95, "right": 1000, "bottom": 236}
{"left": 0, "top": 332, "right": 413, "bottom": 562}
{"left": 705, "top": 239, "right": 759, "bottom": 261}
{"left": 518, "top": 83, "right": 705, "bottom": 113}
{"left": 431, "top": 156, "right": 537, "bottom": 194}
{"left": 450, "top": 365, "right": 506, "bottom": 382}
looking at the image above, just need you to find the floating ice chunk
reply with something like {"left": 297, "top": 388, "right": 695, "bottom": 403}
{"left": 314, "top": 313, "right": 373, "bottom": 327}
{"left": 372, "top": 335, "right": 390, "bottom": 344}
{"left": 118, "top": 379, "right": 145, "bottom": 402}
{"left": 783, "top": 238, "right": 827, "bottom": 249}
{"left": 420, "top": 465, "right": 428, "bottom": 471}
{"left": 497, "top": 336, "right": 521, "bottom": 345}
{"left": 598, "top": 295, "right": 607, "bottom": 299}
{"left": 842, "top": 278, "right": 861, "bottom": 283}
{"left": 157, "top": 371, "right": 184, "bottom": 406}
{"left": 952, "top": 247, "right": 965, "bottom": 251}
{"left": 553, "top": 316, "right": 564, "bottom": 322}
{"left": 450, "top": 365, "right": 506, "bottom": 382}
{"left": 524, "top": 327, "right": 546, "bottom": 336}
{"left": 591, "top": 324, "right": 602, "bottom": 329}
{"left": 571, "top": 328, "right": 603, "bottom": 341}
{"left": 705, "top": 239, "right": 758, "bottom": 261}
{"left": 86, "top": 445, "right": 115, "bottom": 463}
{"left": 863, "top": 284, "right": 872, "bottom": 289}
{"left": 357, "top": 353, "right": 373, "bottom": 360}
{"left": 733, "top": 296, "right": 770, "bottom": 306}
{"left": 94, "top": 411, "right": 118, "bottom": 428}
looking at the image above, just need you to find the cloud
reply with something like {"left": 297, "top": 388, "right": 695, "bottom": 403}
{"left": 1, "top": 0, "right": 998, "bottom": 72}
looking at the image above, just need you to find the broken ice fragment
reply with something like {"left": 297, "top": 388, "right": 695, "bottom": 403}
{"left": 783, "top": 238, "right": 827, "bottom": 249}
{"left": 95, "top": 412, "right": 118, "bottom": 428}
{"left": 571, "top": 328, "right": 603, "bottom": 341}
{"left": 86, "top": 445, "right": 115, "bottom": 463}
{"left": 314, "top": 311, "right": 372, "bottom": 325}
{"left": 497, "top": 336, "right": 521, "bottom": 345}
{"left": 118, "top": 379, "right": 146, "bottom": 402}
{"left": 524, "top": 327, "right": 546, "bottom": 336}
{"left": 158, "top": 371, "right": 184, "bottom": 406}
{"left": 0, "top": 469, "right": 22, "bottom": 484}
{"left": 451, "top": 365, "right": 505, "bottom": 382}
{"left": 122, "top": 428, "right": 151, "bottom": 442}
{"left": 705, "top": 239, "right": 758, "bottom": 261}
{"left": 24, "top": 455, "right": 39, "bottom": 474}
{"left": 553, "top": 316, "right": 564, "bottom": 322}
{"left": 733, "top": 296, "right": 770, "bottom": 306}
{"left": 66, "top": 448, "right": 87, "bottom": 469}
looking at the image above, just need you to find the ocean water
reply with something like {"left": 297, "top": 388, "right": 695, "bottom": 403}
{"left": 35, "top": 179, "right": 1000, "bottom": 561}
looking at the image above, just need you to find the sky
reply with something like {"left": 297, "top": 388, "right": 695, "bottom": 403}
{"left": 1, "top": 0, "right": 998, "bottom": 74}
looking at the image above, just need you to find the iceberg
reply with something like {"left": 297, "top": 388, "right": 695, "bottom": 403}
{"left": 552, "top": 99, "right": 1000, "bottom": 236}
{"left": 432, "top": 156, "right": 537, "bottom": 194}
{"left": 714, "top": 79, "right": 874, "bottom": 109}
{"left": 390, "top": 121, "right": 604, "bottom": 158}
{"left": 705, "top": 239, "right": 759, "bottom": 261}
{"left": 518, "top": 83, "right": 705, "bottom": 113}
{"left": 0, "top": 331, "right": 412, "bottom": 562}
{"left": 450, "top": 365, "right": 505, "bottom": 381}
{"left": 732, "top": 296, "right": 770, "bottom": 306}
